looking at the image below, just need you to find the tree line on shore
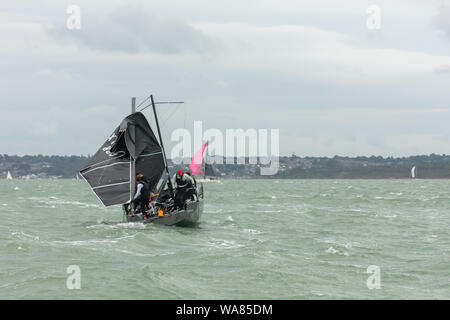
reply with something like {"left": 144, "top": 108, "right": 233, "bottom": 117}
{"left": 1, "top": 154, "right": 450, "bottom": 179}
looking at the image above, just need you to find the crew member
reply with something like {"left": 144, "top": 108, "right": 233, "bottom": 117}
{"left": 173, "top": 170, "right": 195, "bottom": 209}
{"left": 133, "top": 172, "right": 150, "bottom": 213}
{"left": 184, "top": 171, "right": 198, "bottom": 201}
{"left": 185, "top": 171, "right": 197, "bottom": 188}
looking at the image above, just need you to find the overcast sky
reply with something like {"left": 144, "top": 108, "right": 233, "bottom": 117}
{"left": 1, "top": 0, "right": 450, "bottom": 157}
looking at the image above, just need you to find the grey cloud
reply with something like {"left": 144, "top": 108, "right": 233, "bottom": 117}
{"left": 434, "top": 5, "right": 450, "bottom": 40}
{"left": 434, "top": 65, "right": 450, "bottom": 74}
{"left": 49, "top": 5, "right": 213, "bottom": 54}
{"left": 3, "top": 1, "right": 450, "bottom": 157}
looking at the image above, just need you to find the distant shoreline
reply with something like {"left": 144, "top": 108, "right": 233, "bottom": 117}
{"left": 3, "top": 178, "right": 450, "bottom": 181}
{"left": 1, "top": 154, "right": 450, "bottom": 179}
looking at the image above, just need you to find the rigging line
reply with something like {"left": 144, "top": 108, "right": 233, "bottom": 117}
{"left": 156, "top": 107, "right": 172, "bottom": 125}
{"left": 135, "top": 95, "right": 151, "bottom": 110}
{"left": 159, "top": 120, "right": 175, "bottom": 155}
{"left": 155, "top": 101, "right": 185, "bottom": 104}
{"left": 137, "top": 101, "right": 184, "bottom": 113}
{"left": 160, "top": 102, "right": 187, "bottom": 150}
{"left": 137, "top": 103, "right": 152, "bottom": 113}
{"left": 162, "top": 103, "right": 183, "bottom": 123}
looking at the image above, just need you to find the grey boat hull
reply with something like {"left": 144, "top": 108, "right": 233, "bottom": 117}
{"left": 125, "top": 199, "right": 204, "bottom": 226}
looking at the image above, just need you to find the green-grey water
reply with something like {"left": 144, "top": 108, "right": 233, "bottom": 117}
{"left": 0, "top": 179, "right": 449, "bottom": 299}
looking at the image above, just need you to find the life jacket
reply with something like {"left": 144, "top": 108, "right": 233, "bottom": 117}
{"left": 175, "top": 174, "right": 188, "bottom": 188}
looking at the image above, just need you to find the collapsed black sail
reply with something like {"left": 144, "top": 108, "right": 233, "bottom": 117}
{"left": 79, "top": 112, "right": 165, "bottom": 206}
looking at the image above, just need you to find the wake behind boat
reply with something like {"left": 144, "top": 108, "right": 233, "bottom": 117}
{"left": 79, "top": 95, "right": 204, "bottom": 226}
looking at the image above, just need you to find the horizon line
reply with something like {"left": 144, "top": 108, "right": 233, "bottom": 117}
{"left": 1, "top": 153, "right": 449, "bottom": 159}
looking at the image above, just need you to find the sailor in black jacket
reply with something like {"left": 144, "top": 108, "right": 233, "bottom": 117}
{"left": 133, "top": 172, "right": 150, "bottom": 213}
{"left": 173, "top": 170, "right": 196, "bottom": 209}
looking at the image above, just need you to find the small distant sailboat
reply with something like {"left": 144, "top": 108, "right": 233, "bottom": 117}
{"left": 6, "top": 171, "right": 13, "bottom": 180}
{"left": 411, "top": 166, "right": 417, "bottom": 179}
{"left": 190, "top": 142, "right": 207, "bottom": 177}
{"left": 190, "top": 142, "right": 219, "bottom": 182}
{"left": 204, "top": 161, "right": 217, "bottom": 181}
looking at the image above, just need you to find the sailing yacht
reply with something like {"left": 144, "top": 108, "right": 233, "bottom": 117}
{"left": 6, "top": 171, "right": 13, "bottom": 180}
{"left": 190, "top": 142, "right": 219, "bottom": 182}
{"left": 79, "top": 95, "right": 204, "bottom": 226}
{"left": 411, "top": 166, "right": 417, "bottom": 179}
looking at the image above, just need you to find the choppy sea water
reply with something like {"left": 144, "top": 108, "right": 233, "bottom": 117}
{"left": 0, "top": 179, "right": 449, "bottom": 299}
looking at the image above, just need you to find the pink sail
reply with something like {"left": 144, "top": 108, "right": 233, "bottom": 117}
{"left": 189, "top": 143, "right": 207, "bottom": 175}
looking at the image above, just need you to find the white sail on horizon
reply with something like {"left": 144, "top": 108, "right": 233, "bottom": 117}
{"left": 411, "top": 166, "right": 416, "bottom": 179}
{"left": 6, "top": 171, "right": 13, "bottom": 180}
